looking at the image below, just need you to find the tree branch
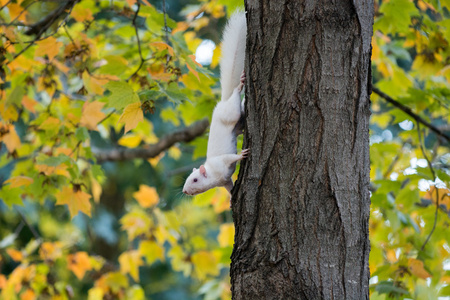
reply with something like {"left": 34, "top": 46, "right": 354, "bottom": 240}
{"left": 372, "top": 87, "right": 450, "bottom": 143}
{"left": 93, "top": 118, "right": 209, "bottom": 162}
{"left": 24, "top": 0, "right": 79, "bottom": 36}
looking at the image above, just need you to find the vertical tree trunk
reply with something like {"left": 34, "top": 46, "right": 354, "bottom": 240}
{"left": 231, "top": 1, "right": 373, "bottom": 299}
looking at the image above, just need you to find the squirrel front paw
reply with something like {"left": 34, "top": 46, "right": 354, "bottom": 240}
{"left": 240, "top": 148, "right": 250, "bottom": 159}
{"left": 237, "top": 70, "right": 246, "bottom": 92}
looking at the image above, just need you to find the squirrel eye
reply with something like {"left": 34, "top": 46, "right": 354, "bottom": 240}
{"left": 193, "top": 178, "right": 198, "bottom": 183}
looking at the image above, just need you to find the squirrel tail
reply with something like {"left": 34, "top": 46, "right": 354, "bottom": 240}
{"left": 220, "top": 11, "right": 246, "bottom": 101}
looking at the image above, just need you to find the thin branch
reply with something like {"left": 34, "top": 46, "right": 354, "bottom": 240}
{"left": 417, "top": 121, "right": 439, "bottom": 252}
{"left": 372, "top": 87, "right": 450, "bottom": 144}
{"left": 93, "top": 118, "right": 209, "bottom": 162}
{"left": 16, "top": 209, "right": 41, "bottom": 241}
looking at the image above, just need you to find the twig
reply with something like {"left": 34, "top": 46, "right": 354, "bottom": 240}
{"left": 6, "top": 0, "right": 38, "bottom": 27}
{"left": 16, "top": 209, "right": 41, "bottom": 241}
{"left": 372, "top": 87, "right": 450, "bottom": 144}
{"left": 417, "top": 121, "right": 439, "bottom": 252}
{"left": 0, "top": 0, "right": 13, "bottom": 11}
{"left": 93, "top": 118, "right": 209, "bottom": 162}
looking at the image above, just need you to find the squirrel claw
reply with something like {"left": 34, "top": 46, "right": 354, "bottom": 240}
{"left": 240, "top": 148, "right": 250, "bottom": 158}
{"left": 237, "top": 71, "right": 246, "bottom": 92}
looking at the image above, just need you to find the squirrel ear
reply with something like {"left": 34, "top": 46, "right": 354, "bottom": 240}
{"left": 199, "top": 165, "right": 207, "bottom": 177}
{"left": 193, "top": 167, "right": 197, "bottom": 172}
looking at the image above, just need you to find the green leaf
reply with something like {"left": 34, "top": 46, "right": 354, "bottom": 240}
{"left": 75, "top": 127, "right": 90, "bottom": 142}
{"left": 36, "top": 154, "right": 69, "bottom": 167}
{"left": 375, "top": 281, "right": 409, "bottom": 296}
{"left": 106, "top": 81, "right": 140, "bottom": 110}
{"left": 6, "top": 86, "right": 25, "bottom": 106}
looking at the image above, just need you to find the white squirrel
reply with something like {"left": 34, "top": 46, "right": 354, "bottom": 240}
{"left": 182, "top": 12, "right": 248, "bottom": 196}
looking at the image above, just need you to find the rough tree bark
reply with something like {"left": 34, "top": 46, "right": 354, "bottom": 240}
{"left": 231, "top": 1, "right": 373, "bottom": 299}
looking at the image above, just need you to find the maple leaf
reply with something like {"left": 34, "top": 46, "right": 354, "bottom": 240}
{"left": 118, "top": 102, "right": 144, "bottom": 134}
{"left": 55, "top": 186, "right": 92, "bottom": 219}
{"left": 35, "top": 37, "right": 63, "bottom": 61}
{"left": 133, "top": 185, "right": 159, "bottom": 208}
{"left": 82, "top": 72, "right": 107, "bottom": 95}
{"left": 120, "top": 209, "right": 152, "bottom": 240}
{"left": 106, "top": 81, "right": 139, "bottom": 110}
{"left": 67, "top": 252, "right": 92, "bottom": 280}
{"left": 1, "top": 124, "right": 21, "bottom": 152}
{"left": 80, "top": 101, "right": 106, "bottom": 130}
{"left": 4, "top": 176, "right": 34, "bottom": 188}
{"left": 408, "top": 258, "right": 431, "bottom": 279}
{"left": 191, "top": 251, "right": 219, "bottom": 280}
{"left": 118, "top": 250, "right": 143, "bottom": 282}
{"left": 139, "top": 240, "right": 164, "bottom": 264}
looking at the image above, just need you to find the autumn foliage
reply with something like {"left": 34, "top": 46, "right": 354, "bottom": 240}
{"left": 0, "top": 0, "right": 449, "bottom": 299}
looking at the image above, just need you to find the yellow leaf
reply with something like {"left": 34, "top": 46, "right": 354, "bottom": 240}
{"left": 149, "top": 42, "right": 174, "bottom": 56}
{"left": 119, "top": 250, "right": 143, "bottom": 282}
{"left": 218, "top": 223, "right": 235, "bottom": 247}
{"left": 168, "top": 245, "right": 192, "bottom": 276}
{"left": 55, "top": 186, "right": 92, "bottom": 219}
{"left": 68, "top": 252, "right": 92, "bottom": 280}
{"left": 91, "top": 178, "right": 102, "bottom": 204}
{"left": 139, "top": 240, "right": 164, "bottom": 264}
{"left": 1, "top": 124, "right": 21, "bottom": 152}
{"left": 172, "top": 22, "right": 189, "bottom": 35}
{"left": 0, "top": 274, "right": 6, "bottom": 289}
{"left": 35, "top": 37, "right": 62, "bottom": 61}
{"left": 120, "top": 209, "right": 152, "bottom": 240}
{"left": 82, "top": 72, "right": 107, "bottom": 95}
{"left": 0, "top": 102, "right": 18, "bottom": 122}
{"left": 133, "top": 185, "right": 159, "bottom": 208}
{"left": 118, "top": 102, "right": 144, "bottom": 134}
{"left": 118, "top": 135, "right": 142, "bottom": 148}
{"left": 36, "top": 164, "right": 70, "bottom": 177}
{"left": 191, "top": 251, "right": 219, "bottom": 280}
{"left": 5, "top": 176, "right": 34, "bottom": 188}
{"left": 408, "top": 258, "right": 431, "bottom": 279}
{"left": 168, "top": 147, "right": 181, "bottom": 160}
{"left": 6, "top": 248, "right": 23, "bottom": 262}
{"left": 38, "top": 117, "right": 61, "bottom": 130}
{"left": 88, "top": 287, "right": 104, "bottom": 300}
{"left": 80, "top": 101, "right": 106, "bottom": 130}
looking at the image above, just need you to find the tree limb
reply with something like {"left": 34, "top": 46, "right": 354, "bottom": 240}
{"left": 93, "top": 118, "right": 209, "bottom": 162}
{"left": 372, "top": 87, "right": 450, "bottom": 143}
{"left": 24, "top": 0, "right": 79, "bottom": 36}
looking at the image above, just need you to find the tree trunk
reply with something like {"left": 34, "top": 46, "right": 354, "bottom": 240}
{"left": 231, "top": 1, "right": 373, "bottom": 299}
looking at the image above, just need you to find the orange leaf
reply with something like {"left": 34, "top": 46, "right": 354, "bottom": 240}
{"left": 22, "top": 96, "right": 38, "bottom": 113}
{"left": 20, "top": 289, "right": 35, "bottom": 300}
{"left": 71, "top": 5, "right": 94, "bottom": 22}
{"left": 35, "top": 37, "right": 63, "bottom": 61}
{"left": 80, "top": 101, "right": 106, "bottom": 130}
{"left": 39, "top": 242, "right": 63, "bottom": 261}
{"left": 4, "top": 176, "right": 34, "bottom": 188}
{"left": 6, "top": 248, "right": 23, "bottom": 262}
{"left": 133, "top": 185, "right": 159, "bottom": 208}
{"left": 1, "top": 124, "right": 21, "bottom": 152}
{"left": 55, "top": 186, "right": 92, "bottom": 218}
{"left": 67, "top": 252, "right": 92, "bottom": 280}
{"left": 118, "top": 102, "right": 143, "bottom": 134}
{"left": 126, "top": 0, "right": 136, "bottom": 6}
{"left": 149, "top": 42, "right": 174, "bottom": 56}
{"left": 8, "top": 3, "right": 28, "bottom": 22}
{"left": 408, "top": 258, "right": 431, "bottom": 279}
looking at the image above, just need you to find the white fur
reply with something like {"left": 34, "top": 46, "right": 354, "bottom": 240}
{"left": 183, "top": 12, "right": 247, "bottom": 196}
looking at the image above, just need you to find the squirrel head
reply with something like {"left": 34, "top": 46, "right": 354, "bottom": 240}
{"left": 182, "top": 165, "right": 212, "bottom": 195}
